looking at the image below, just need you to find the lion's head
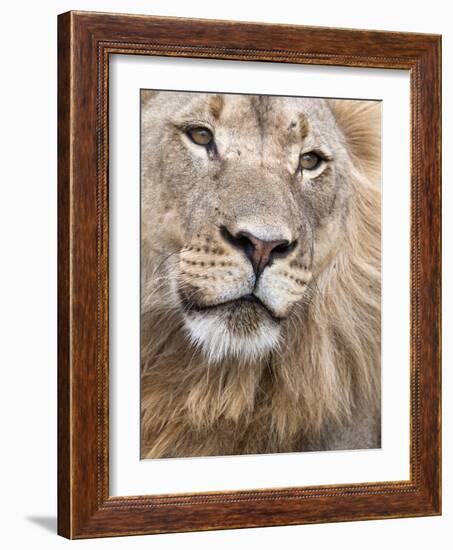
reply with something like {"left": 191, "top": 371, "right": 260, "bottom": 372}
{"left": 141, "top": 91, "right": 381, "bottom": 458}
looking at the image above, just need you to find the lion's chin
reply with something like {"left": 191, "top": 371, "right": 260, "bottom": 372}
{"left": 183, "top": 306, "right": 281, "bottom": 364}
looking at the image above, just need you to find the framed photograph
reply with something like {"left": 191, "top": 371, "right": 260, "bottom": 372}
{"left": 58, "top": 11, "right": 441, "bottom": 538}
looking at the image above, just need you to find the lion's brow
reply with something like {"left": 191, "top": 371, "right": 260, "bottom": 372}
{"left": 208, "top": 94, "right": 225, "bottom": 120}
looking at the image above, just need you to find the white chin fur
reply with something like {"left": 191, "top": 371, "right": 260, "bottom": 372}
{"left": 184, "top": 313, "right": 281, "bottom": 364}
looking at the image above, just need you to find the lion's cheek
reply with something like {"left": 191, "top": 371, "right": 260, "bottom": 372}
{"left": 149, "top": 207, "right": 185, "bottom": 250}
{"left": 310, "top": 217, "right": 344, "bottom": 275}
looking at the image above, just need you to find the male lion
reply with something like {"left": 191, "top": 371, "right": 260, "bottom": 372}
{"left": 140, "top": 91, "right": 381, "bottom": 458}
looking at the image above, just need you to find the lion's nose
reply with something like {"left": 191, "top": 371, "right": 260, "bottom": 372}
{"left": 220, "top": 226, "right": 297, "bottom": 278}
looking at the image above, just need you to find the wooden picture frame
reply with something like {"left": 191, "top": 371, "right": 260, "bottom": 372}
{"left": 58, "top": 10, "right": 441, "bottom": 539}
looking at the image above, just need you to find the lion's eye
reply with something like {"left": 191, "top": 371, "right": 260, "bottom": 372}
{"left": 187, "top": 127, "right": 214, "bottom": 146}
{"left": 299, "top": 152, "right": 322, "bottom": 171}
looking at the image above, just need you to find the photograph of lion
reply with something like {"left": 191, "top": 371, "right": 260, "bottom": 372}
{"left": 140, "top": 90, "right": 381, "bottom": 459}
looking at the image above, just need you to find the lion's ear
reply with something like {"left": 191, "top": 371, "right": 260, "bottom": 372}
{"left": 328, "top": 99, "right": 381, "bottom": 178}
{"left": 141, "top": 90, "right": 160, "bottom": 108}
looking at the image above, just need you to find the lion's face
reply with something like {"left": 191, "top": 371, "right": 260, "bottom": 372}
{"left": 142, "top": 92, "right": 356, "bottom": 363}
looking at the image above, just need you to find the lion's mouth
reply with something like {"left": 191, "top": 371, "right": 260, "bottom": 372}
{"left": 181, "top": 293, "right": 283, "bottom": 323}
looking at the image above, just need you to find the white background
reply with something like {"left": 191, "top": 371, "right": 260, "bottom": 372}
{"left": 0, "top": 1, "right": 450, "bottom": 548}
{"left": 110, "top": 57, "right": 410, "bottom": 495}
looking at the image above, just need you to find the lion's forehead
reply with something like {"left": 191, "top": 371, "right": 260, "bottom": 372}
{"left": 177, "top": 93, "right": 335, "bottom": 142}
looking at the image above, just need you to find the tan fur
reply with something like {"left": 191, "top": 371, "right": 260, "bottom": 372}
{"left": 140, "top": 92, "right": 381, "bottom": 458}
